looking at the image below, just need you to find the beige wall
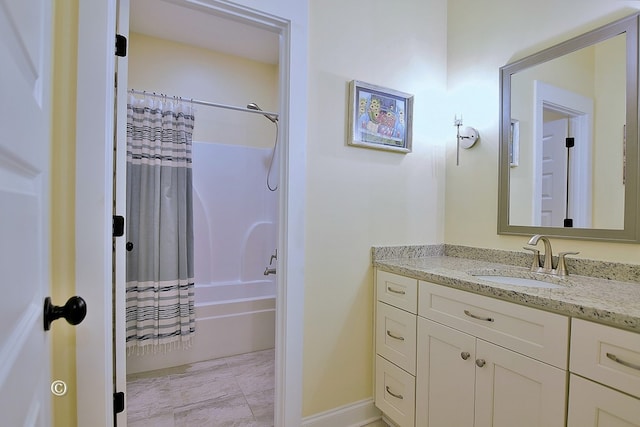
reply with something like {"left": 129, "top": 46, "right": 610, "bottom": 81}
{"left": 445, "top": 0, "right": 640, "bottom": 260}
{"left": 304, "top": 0, "right": 447, "bottom": 416}
{"left": 51, "top": 0, "right": 640, "bottom": 424}
{"left": 51, "top": 0, "right": 78, "bottom": 425}
{"left": 127, "top": 33, "right": 278, "bottom": 147}
{"left": 593, "top": 35, "right": 626, "bottom": 228}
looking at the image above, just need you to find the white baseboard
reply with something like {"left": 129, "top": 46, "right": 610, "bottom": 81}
{"left": 302, "top": 398, "right": 383, "bottom": 427}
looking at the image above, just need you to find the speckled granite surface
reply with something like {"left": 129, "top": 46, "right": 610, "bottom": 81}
{"left": 372, "top": 245, "right": 640, "bottom": 332}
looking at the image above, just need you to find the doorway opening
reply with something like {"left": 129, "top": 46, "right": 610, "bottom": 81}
{"left": 114, "top": 1, "right": 287, "bottom": 425}
{"left": 75, "top": 1, "right": 306, "bottom": 424}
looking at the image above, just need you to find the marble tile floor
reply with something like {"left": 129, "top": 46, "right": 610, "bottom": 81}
{"left": 126, "top": 348, "right": 275, "bottom": 427}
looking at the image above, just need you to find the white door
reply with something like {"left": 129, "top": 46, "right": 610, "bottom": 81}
{"left": 0, "top": 0, "right": 53, "bottom": 425}
{"left": 541, "top": 118, "right": 568, "bottom": 227}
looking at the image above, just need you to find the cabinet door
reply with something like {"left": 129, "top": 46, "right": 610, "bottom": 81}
{"left": 416, "top": 318, "right": 475, "bottom": 426}
{"left": 474, "top": 340, "right": 567, "bottom": 427}
{"left": 568, "top": 374, "right": 640, "bottom": 427}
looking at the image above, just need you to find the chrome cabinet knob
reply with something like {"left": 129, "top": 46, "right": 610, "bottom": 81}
{"left": 476, "top": 358, "right": 486, "bottom": 368}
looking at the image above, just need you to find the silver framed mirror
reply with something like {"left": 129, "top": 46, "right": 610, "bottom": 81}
{"left": 498, "top": 13, "right": 640, "bottom": 242}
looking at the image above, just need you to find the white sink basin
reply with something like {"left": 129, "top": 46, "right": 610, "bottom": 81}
{"left": 472, "top": 274, "right": 565, "bottom": 289}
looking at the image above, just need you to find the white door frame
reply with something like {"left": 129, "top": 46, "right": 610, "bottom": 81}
{"left": 75, "top": 1, "right": 307, "bottom": 425}
{"left": 75, "top": 1, "right": 117, "bottom": 426}
{"left": 114, "top": 1, "right": 129, "bottom": 426}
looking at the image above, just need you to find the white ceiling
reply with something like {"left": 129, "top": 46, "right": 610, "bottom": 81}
{"left": 129, "top": 0, "right": 279, "bottom": 64}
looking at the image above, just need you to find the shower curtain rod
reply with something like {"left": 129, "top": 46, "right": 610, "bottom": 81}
{"left": 128, "top": 89, "right": 279, "bottom": 120}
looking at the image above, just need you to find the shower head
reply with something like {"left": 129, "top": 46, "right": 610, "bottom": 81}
{"left": 247, "top": 102, "right": 278, "bottom": 123}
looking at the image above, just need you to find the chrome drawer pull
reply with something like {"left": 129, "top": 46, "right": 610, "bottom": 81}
{"left": 386, "top": 330, "right": 405, "bottom": 341}
{"left": 464, "top": 310, "right": 494, "bottom": 322}
{"left": 386, "top": 386, "right": 404, "bottom": 400}
{"left": 461, "top": 352, "right": 470, "bottom": 360}
{"left": 387, "top": 286, "right": 406, "bottom": 295}
{"left": 606, "top": 352, "right": 640, "bottom": 371}
{"left": 476, "top": 359, "right": 486, "bottom": 368}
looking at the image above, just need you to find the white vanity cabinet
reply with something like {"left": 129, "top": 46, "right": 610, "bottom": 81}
{"left": 416, "top": 282, "right": 569, "bottom": 427}
{"left": 375, "top": 270, "right": 418, "bottom": 427}
{"left": 374, "top": 269, "right": 570, "bottom": 427}
{"left": 567, "top": 318, "right": 640, "bottom": 426}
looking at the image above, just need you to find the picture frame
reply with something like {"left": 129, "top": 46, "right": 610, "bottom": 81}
{"left": 348, "top": 80, "right": 413, "bottom": 153}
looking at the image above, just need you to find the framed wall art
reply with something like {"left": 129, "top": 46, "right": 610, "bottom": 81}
{"left": 348, "top": 80, "right": 413, "bottom": 153}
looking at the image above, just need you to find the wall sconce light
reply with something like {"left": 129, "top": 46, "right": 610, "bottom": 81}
{"left": 454, "top": 115, "right": 479, "bottom": 165}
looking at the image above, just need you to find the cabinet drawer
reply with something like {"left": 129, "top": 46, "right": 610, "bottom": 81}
{"left": 375, "top": 355, "right": 415, "bottom": 427}
{"left": 570, "top": 318, "right": 640, "bottom": 397}
{"left": 377, "top": 270, "right": 418, "bottom": 314}
{"left": 418, "top": 281, "right": 569, "bottom": 368}
{"left": 568, "top": 374, "right": 640, "bottom": 427}
{"left": 376, "top": 302, "right": 417, "bottom": 375}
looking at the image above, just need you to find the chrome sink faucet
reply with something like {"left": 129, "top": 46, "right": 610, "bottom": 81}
{"left": 527, "top": 234, "right": 554, "bottom": 273}
{"left": 524, "top": 234, "right": 579, "bottom": 276}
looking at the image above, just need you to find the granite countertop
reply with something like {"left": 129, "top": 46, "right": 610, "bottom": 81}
{"left": 373, "top": 246, "right": 640, "bottom": 332}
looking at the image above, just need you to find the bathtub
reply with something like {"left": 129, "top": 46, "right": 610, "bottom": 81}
{"left": 127, "top": 281, "right": 276, "bottom": 375}
{"left": 195, "top": 279, "right": 276, "bottom": 305}
{"left": 126, "top": 280, "right": 276, "bottom": 374}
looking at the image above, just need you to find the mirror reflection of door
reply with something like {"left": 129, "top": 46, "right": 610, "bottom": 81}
{"left": 533, "top": 81, "right": 593, "bottom": 228}
{"left": 541, "top": 117, "right": 568, "bottom": 226}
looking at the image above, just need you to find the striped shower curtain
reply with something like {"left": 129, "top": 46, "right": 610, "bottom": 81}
{"left": 125, "top": 94, "right": 196, "bottom": 353}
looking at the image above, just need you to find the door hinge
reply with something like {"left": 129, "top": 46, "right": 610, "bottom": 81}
{"left": 565, "top": 137, "right": 575, "bottom": 148}
{"left": 113, "top": 215, "right": 125, "bottom": 237}
{"left": 115, "top": 34, "right": 127, "bottom": 57}
{"left": 113, "top": 391, "right": 125, "bottom": 414}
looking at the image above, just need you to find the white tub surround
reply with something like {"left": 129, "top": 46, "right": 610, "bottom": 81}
{"left": 192, "top": 141, "right": 277, "bottom": 288}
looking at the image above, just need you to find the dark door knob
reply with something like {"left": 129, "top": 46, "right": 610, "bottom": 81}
{"left": 43, "top": 296, "right": 87, "bottom": 331}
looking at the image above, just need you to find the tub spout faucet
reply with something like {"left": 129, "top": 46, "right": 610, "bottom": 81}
{"left": 527, "top": 234, "right": 554, "bottom": 273}
{"left": 264, "top": 267, "right": 276, "bottom": 276}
